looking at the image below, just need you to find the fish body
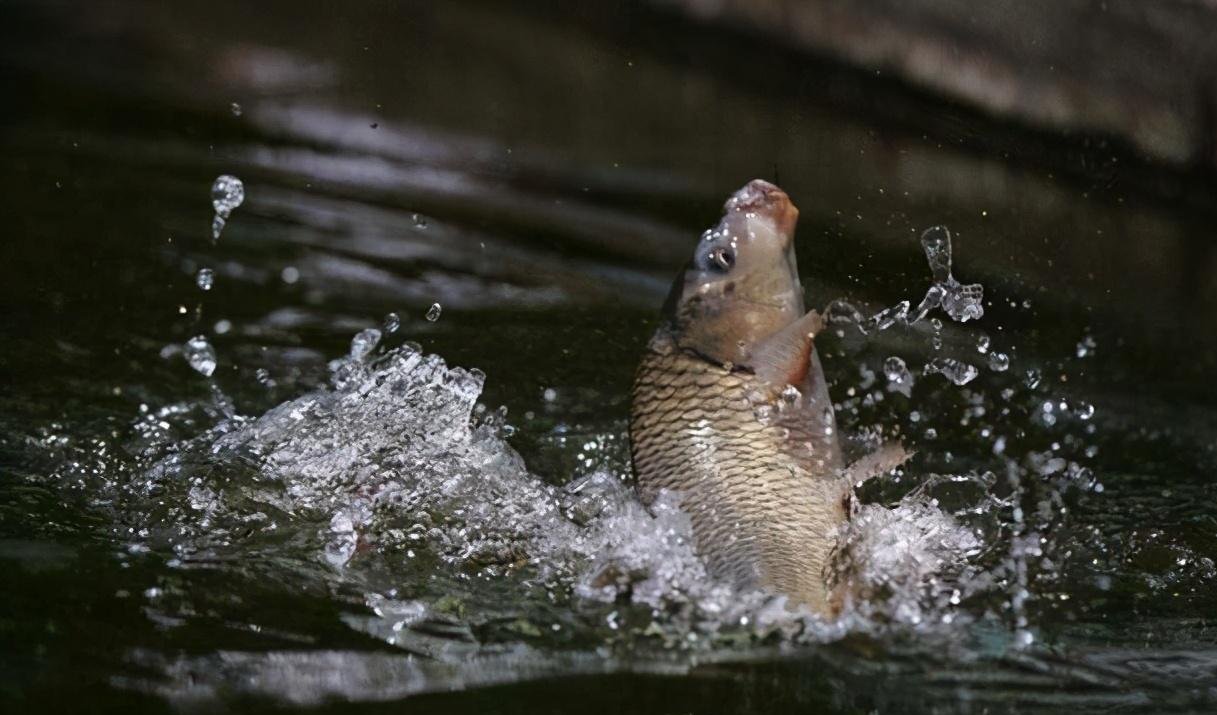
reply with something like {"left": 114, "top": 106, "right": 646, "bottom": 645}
{"left": 629, "top": 180, "right": 847, "bottom": 612}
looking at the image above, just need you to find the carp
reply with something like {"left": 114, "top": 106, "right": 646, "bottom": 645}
{"left": 630, "top": 179, "right": 900, "bottom": 613}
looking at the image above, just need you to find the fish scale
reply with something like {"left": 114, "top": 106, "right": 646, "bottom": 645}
{"left": 631, "top": 345, "right": 847, "bottom": 611}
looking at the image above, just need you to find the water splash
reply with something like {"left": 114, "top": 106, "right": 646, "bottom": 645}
{"left": 864, "top": 301, "right": 909, "bottom": 333}
{"left": 842, "top": 226, "right": 985, "bottom": 338}
{"left": 210, "top": 175, "right": 245, "bottom": 241}
{"left": 920, "top": 226, "right": 984, "bottom": 323}
{"left": 119, "top": 331, "right": 990, "bottom": 659}
{"left": 926, "top": 357, "right": 979, "bottom": 386}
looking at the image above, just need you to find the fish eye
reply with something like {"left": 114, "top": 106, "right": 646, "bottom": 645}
{"left": 709, "top": 247, "right": 735, "bottom": 272}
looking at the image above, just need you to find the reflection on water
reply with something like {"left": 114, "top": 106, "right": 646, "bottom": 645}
{"left": 2, "top": 0, "right": 1217, "bottom": 712}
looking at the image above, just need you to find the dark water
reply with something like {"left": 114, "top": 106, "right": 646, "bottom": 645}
{"left": 3, "top": 2, "right": 1217, "bottom": 712}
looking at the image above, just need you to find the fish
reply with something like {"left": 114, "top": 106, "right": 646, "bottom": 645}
{"left": 629, "top": 179, "right": 901, "bottom": 614}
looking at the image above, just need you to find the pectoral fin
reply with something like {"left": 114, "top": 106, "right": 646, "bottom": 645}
{"left": 750, "top": 310, "right": 826, "bottom": 389}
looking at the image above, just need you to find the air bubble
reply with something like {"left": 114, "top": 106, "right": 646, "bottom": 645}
{"left": 425, "top": 303, "right": 442, "bottom": 322}
{"left": 988, "top": 352, "right": 1010, "bottom": 372}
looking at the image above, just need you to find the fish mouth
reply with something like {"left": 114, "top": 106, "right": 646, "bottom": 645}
{"left": 723, "top": 179, "right": 799, "bottom": 240}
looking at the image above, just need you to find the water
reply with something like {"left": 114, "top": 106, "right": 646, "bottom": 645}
{"left": 209, "top": 174, "right": 245, "bottom": 241}
{"left": 183, "top": 335, "right": 218, "bottom": 377}
{"left": 4, "top": 1, "right": 1217, "bottom": 712}
{"left": 926, "top": 357, "right": 980, "bottom": 386}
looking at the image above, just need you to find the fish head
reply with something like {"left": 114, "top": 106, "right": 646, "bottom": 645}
{"left": 663, "top": 179, "right": 805, "bottom": 366}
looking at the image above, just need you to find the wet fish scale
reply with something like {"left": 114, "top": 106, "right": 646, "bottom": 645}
{"left": 631, "top": 347, "right": 846, "bottom": 610}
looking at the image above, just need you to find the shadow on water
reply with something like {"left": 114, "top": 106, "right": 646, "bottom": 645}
{"left": 2, "top": 1, "right": 1217, "bottom": 712}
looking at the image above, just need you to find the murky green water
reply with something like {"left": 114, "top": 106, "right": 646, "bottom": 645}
{"left": 3, "top": 2, "right": 1217, "bottom": 712}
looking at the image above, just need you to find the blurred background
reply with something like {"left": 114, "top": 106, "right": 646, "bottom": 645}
{"left": 3, "top": 1, "right": 1217, "bottom": 713}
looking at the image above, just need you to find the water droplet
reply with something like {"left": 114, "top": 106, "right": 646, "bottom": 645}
{"left": 542, "top": 388, "right": 558, "bottom": 402}
{"left": 213, "top": 319, "right": 232, "bottom": 335}
{"left": 425, "top": 303, "right": 442, "bottom": 322}
{"left": 883, "top": 356, "right": 914, "bottom": 397}
{"left": 196, "top": 267, "right": 214, "bottom": 291}
{"left": 412, "top": 213, "right": 428, "bottom": 229}
{"left": 383, "top": 312, "right": 400, "bottom": 333}
{"left": 976, "top": 334, "right": 990, "bottom": 353}
{"left": 349, "top": 328, "right": 382, "bottom": 360}
{"left": 930, "top": 317, "right": 943, "bottom": 331}
{"left": 184, "top": 335, "right": 217, "bottom": 377}
{"left": 941, "top": 281, "right": 984, "bottom": 322}
{"left": 926, "top": 358, "right": 978, "bottom": 386}
{"left": 780, "top": 384, "right": 801, "bottom": 405}
{"left": 210, "top": 174, "right": 244, "bottom": 241}
{"left": 752, "top": 403, "right": 775, "bottom": 425}
{"left": 863, "top": 301, "right": 909, "bottom": 333}
{"left": 826, "top": 299, "right": 866, "bottom": 325}
{"left": 230, "top": 102, "right": 243, "bottom": 117}
{"left": 1076, "top": 334, "right": 1097, "bottom": 358}
{"left": 1025, "top": 369, "right": 1042, "bottom": 389}
{"left": 281, "top": 266, "right": 300, "bottom": 284}
{"left": 988, "top": 352, "right": 1010, "bottom": 372}
{"left": 255, "top": 367, "right": 272, "bottom": 385}
{"left": 908, "top": 284, "right": 944, "bottom": 323}
{"left": 211, "top": 175, "right": 245, "bottom": 214}
{"left": 920, "top": 226, "right": 953, "bottom": 283}
{"left": 1074, "top": 401, "right": 1095, "bottom": 420}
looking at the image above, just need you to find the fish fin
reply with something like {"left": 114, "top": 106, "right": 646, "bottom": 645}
{"left": 750, "top": 309, "right": 826, "bottom": 389}
{"left": 844, "top": 441, "right": 914, "bottom": 486}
